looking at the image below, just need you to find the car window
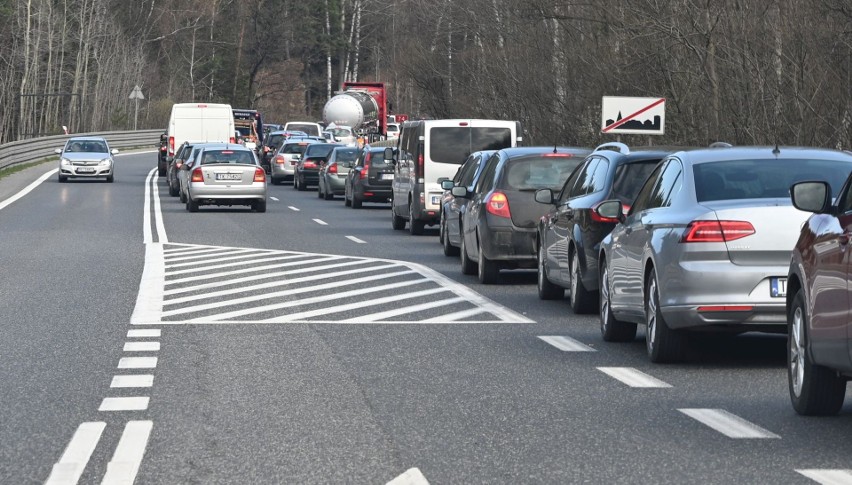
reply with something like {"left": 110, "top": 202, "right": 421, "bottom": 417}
{"left": 648, "top": 160, "right": 683, "bottom": 208}
{"left": 557, "top": 158, "right": 587, "bottom": 203}
{"left": 456, "top": 155, "right": 481, "bottom": 186}
{"left": 200, "top": 149, "right": 256, "bottom": 165}
{"left": 611, "top": 160, "right": 661, "bottom": 204}
{"left": 67, "top": 140, "right": 107, "bottom": 153}
{"left": 429, "top": 127, "right": 512, "bottom": 164}
{"left": 838, "top": 177, "right": 852, "bottom": 214}
{"left": 501, "top": 155, "right": 583, "bottom": 191}
{"left": 475, "top": 154, "right": 501, "bottom": 194}
{"left": 629, "top": 163, "right": 664, "bottom": 214}
{"left": 304, "top": 144, "right": 335, "bottom": 158}
{"left": 332, "top": 148, "right": 360, "bottom": 163}
{"left": 568, "top": 157, "right": 600, "bottom": 198}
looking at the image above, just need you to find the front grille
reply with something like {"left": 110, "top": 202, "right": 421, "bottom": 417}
{"left": 72, "top": 161, "right": 99, "bottom": 166}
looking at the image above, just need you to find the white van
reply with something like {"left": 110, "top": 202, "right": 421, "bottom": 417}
{"left": 164, "top": 103, "right": 235, "bottom": 175}
{"left": 283, "top": 121, "right": 324, "bottom": 137}
{"left": 391, "top": 119, "right": 522, "bottom": 235}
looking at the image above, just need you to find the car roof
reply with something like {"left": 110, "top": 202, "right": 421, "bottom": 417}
{"left": 674, "top": 146, "right": 852, "bottom": 164}
{"left": 67, "top": 136, "right": 107, "bottom": 142}
{"left": 197, "top": 143, "right": 254, "bottom": 152}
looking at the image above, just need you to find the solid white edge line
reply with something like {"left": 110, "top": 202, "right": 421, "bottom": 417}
{"left": 288, "top": 206, "right": 300, "bottom": 211}
{"left": 110, "top": 375, "right": 154, "bottom": 388}
{"left": 796, "top": 469, "right": 852, "bottom": 485}
{"left": 98, "top": 397, "right": 150, "bottom": 412}
{"left": 117, "top": 357, "right": 158, "bottom": 369}
{"left": 0, "top": 168, "right": 58, "bottom": 212}
{"left": 123, "top": 341, "right": 160, "bottom": 352}
{"left": 129, "top": 243, "right": 165, "bottom": 325}
{"left": 597, "top": 367, "right": 672, "bottom": 388}
{"left": 346, "top": 235, "right": 367, "bottom": 244}
{"left": 151, "top": 171, "right": 168, "bottom": 243}
{"left": 127, "top": 329, "right": 161, "bottom": 338}
{"left": 142, "top": 168, "right": 154, "bottom": 244}
{"left": 678, "top": 408, "right": 780, "bottom": 439}
{"left": 100, "top": 421, "right": 153, "bottom": 485}
{"left": 313, "top": 218, "right": 328, "bottom": 225}
{"left": 387, "top": 467, "right": 430, "bottom": 485}
{"left": 44, "top": 422, "right": 106, "bottom": 485}
{"left": 538, "top": 335, "right": 596, "bottom": 352}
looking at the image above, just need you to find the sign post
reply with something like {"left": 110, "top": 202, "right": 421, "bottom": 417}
{"left": 128, "top": 85, "right": 145, "bottom": 130}
{"left": 601, "top": 96, "right": 666, "bottom": 136}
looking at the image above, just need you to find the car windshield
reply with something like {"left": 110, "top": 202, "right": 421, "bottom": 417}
{"left": 283, "top": 143, "right": 312, "bottom": 155}
{"left": 368, "top": 149, "right": 392, "bottom": 165}
{"left": 333, "top": 148, "right": 360, "bottom": 162}
{"left": 502, "top": 154, "right": 583, "bottom": 191}
{"left": 267, "top": 134, "right": 285, "bottom": 147}
{"left": 612, "top": 160, "right": 661, "bottom": 202}
{"left": 200, "top": 149, "right": 255, "bottom": 165}
{"left": 67, "top": 140, "right": 108, "bottom": 153}
{"left": 329, "top": 128, "right": 352, "bottom": 137}
{"left": 693, "top": 158, "right": 852, "bottom": 202}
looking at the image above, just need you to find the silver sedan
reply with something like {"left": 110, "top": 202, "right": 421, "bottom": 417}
{"left": 55, "top": 136, "right": 118, "bottom": 182}
{"left": 185, "top": 145, "right": 267, "bottom": 212}
{"left": 597, "top": 146, "right": 852, "bottom": 362}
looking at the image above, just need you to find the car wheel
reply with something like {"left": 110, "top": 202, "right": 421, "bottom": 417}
{"left": 158, "top": 165, "right": 166, "bottom": 177}
{"left": 297, "top": 176, "right": 307, "bottom": 191}
{"left": 253, "top": 199, "right": 267, "bottom": 213}
{"left": 460, "top": 232, "right": 477, "bottom": 275}
{"left": 186, "top": 197, "right": 199, "bottom": 213}
{"left": 391, "top": 201, "right": 406, "bottom": 230}
{"left": 537, "top": 244, "right": 564, "bottom": 300}
{"left": 168, "top": 180, "right": 179, "bottom": 196}
{"left": 344, "top": 188, "right": 352, "bottom": 207}
{"left": 293, "top": 174, "right": 299, "bottom": 190}
{"left": 106, "top": 174, "right": 114, "bottom": 183}
{"left": 441, "top": 217, "right": 460, "bottom": 257}
{"left": 569, "top": 250, "right": 596, "bottom": 314}
{"left": 58, "top": 173, "right": 67, "bottom": 183}
{"left": 409, "top": 202, "right": 425, "bottom": 235}
{"left": 179, "top": 189, "right": 187, "bottom": 203}
{"left": 324, "top": 187, "right": 334, "bottom": 200}
{"left": 352, "top": 193, "right": 363, "bottom": 209}
{"left": 477, "top": 238, "right": 500, "bottom": 284}
{"left": 271, "top": 176, "right": 279, "bottom": 186}
{"left": 788, "top": 289, "right": 846, "bottom": 415}
{"left": 645, "top": 272, "right": 688, "bottom": 363}
{"left": 599, "top": 263, "right": 637, "bottom": 342}
{"left": 318, "top": 183, "right": 325, "bottom": 198}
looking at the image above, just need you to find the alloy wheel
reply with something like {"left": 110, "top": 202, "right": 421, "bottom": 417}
{"left": 790, "top": 306, "right": 805, "bottom": 397}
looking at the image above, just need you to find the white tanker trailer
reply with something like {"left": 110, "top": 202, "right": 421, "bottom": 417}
{"left": 321, "top": 82, "right": 388, "bottom": 136}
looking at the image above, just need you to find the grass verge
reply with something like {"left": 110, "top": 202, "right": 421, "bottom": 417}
{"left": 0, "top": 158, "right": 55, "bottom": 181}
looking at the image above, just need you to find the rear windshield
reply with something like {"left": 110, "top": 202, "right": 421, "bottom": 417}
{"left": 333, "top": 148, "right": 360, "bottom": 162}
{"left": 266, "top": 134, "right": 285, "bottom": 147}
{"left": 200, "top": 149, "right": 256, "bottom": 165}
{"left": 502, "top": 155, "right": 583, "bottom": 191}
{"left": 304, "top": 144, "right": 335, "bottom": 158}
{"left": 694, "top": 159, "right": 852, "bottom": 202}
{"left": 287, "top": 124, "right": 320, "bottom": 136}
{"left": 282, "top": 143, "right": 312, "bottom": 154}
{"left": 612, "top": 160, "right": 661, "bottom": 202}
{"left": 429, "top": 127, "right": 512, "bottom": 164}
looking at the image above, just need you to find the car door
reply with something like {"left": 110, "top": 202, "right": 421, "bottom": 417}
{"left": 543, "top": 158, "right": 593, "bottom": 285}
{"left": 463, "top": 153, "right": 501, "bottom": 260}
{"left": 447, "top": 154, "right": 481, "bottom": 244}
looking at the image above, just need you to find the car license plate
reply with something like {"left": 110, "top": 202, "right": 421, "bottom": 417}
{"left": 770, "top": 277, "right": 787, "bottom": 298}
{"left": 381, "top": 173, "right": 393, "bottom": 180}
{"left": 76, "top": 168, "right": 95, "bottom": 173}
{"left": 216, "top": 173, "right": 241, "bottom": 181}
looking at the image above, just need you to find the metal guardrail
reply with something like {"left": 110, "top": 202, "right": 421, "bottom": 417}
{"left": 0, "top": 129, "right": 163, "bottom": 171}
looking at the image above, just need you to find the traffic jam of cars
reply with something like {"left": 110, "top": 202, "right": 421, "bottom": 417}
{"left": 149, "top": 92, "right": 852, "bottom": 418}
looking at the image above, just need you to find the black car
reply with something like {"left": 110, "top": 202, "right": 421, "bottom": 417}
{"left": 294, "top": 143, "right": 337, "bottom": 191}
{"left": 439, "top": 150, "right": 497, "bottom": 256}
{"left": 456, "top": 146, "right": 590, "bottom": 284}
{"left": 344, "top": 146, "right": 396, "bottom": 208}
{"left": 157, "top": 132, "right": 168, "bottom": 176}
{"left": 535, "top": 143, "right": 678, "bottom": 313}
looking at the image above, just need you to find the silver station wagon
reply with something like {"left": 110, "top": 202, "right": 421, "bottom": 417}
{"left": 55, "top": 136, "right": 118, "bottom": 182}
{"left": 185, "top": 144, "right": 268, "bottom": 213}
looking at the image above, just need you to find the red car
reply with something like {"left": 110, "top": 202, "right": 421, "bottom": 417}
{"left": 787, "top": 176, "right": 852, "bottom": 415}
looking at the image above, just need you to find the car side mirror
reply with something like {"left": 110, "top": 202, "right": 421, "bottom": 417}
{"left": 534, "top": 188, "right": 554, "bottom": 204}
{"left": 54, "top": 148, "right": 63, "bottom": 155}
{"left": 595, "top": 200, "right": 625, "bottom": 223}
{"left": 791, "top": 181, "right": 831, "bottom": 214}
{"left": 441, "top": 179, "right": 455, "bottom": 190}
{"left": 111, "top": 149, "right": 119, "bottom": 155}
{"left": 450, "top": 186, "right": 468, "bottom": 198}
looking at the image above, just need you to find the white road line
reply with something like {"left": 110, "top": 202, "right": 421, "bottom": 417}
{"left": 421, "top": 307, "right": 487, "bottom": 323}
{"left": 129, "top": 242, "right": 165, "bottom": 326}
{"left": 127, "top": 329, "right": 161, "bottom": 338}
{"left": 167, "top": 254, "right": 309, "bottom": 275}
{"left": 346, "top": 236, "right": 367, "bottom": 244}
{"left": 0, "top": 168, "right": 58, "bottom": 212}
{"left": 343, "top": 296, "right": 466, "bottom": 323}
{"left": 142, "top": 169, "right": 154, "bottom": 244}
{"left": 152, "top": 172, "right": 167, "bottom": 243}
{"left": 170, "top": 272, "right": 422, "bottom": 320}
{"left": 538, "top": 336, "right": 596, "bottom": 352}
{"left": 313, "top": 218, "right": 328, "bottom": 225}
{"left": 163, "top": 255, "right": 338, "bottom": 285}
{"left": 123, "top": 342, "right": 160, "bottom": 352}
{"left": 597, "top": 367, "right": 672, "bottom": 388}
{"left": 44, "top": 422, "right": 106, "bottom": 485}
{"left": 288, "top": 206, "right": 300, "bottom": 211}
{"left": 163, "top": 245, "right": 201, "bottom": 254}
{"left": 270, "top": 196, "right": 279, "bottom": 201}
{"left": 797, "top": 469, "right": 852, "bottom": 484}
{"left": 100, "top": 421, "right": 153, "bottom": 485}
{"left": 387, "top": 467, "right": 430, "bottom": 485}
{"left": 110, "top": 375, "right": 154, "bottom": 388}
{"left": 163, "top": 260, "right": 389, "bottom": 296}
{"left": 678, "top": 408, "right": 780, "bottom": 439}
{"left": 164, "top": 246, "right": 245, "bottom": 258}
{"left": 98, "top": 397, "right": 150, "bottom": 412}
{"left": 117, "top": 357, "right": 158, "bottom": 369}
{"left": 165, "top": 248, "right": 263, "bottom": 264}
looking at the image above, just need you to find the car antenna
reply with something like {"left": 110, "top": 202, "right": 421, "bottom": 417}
{"left": 772, "top": 143, "right": 780, "bottom": 156}
{"left": 552, "top": 145, "right": 557, "bottom": 154}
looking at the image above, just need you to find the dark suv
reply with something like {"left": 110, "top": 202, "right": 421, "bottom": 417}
{"left": 344, "top": 146, "right": 396, "bottom": 208}
{"left": 157, "top": 132, "right": 168, "bottom": 176}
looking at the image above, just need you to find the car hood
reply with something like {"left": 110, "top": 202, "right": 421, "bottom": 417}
{"left": 62, "top": 152, "right": 110, "bottom": 161}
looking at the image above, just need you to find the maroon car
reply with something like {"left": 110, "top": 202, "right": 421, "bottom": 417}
{"left": 787, "top": 177, "right": 852, "bottom": 415}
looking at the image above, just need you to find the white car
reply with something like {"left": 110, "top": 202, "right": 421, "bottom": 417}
{"left": 55, "top": 137, "right": 118, "bottom": 183}
{"left": 387, "top": 123, "right": 400, "bottom": 140}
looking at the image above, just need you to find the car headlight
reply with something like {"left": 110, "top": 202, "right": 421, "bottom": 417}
{"left": 100, "top": 158, "right": 112, "bottom": 166}
{"left": 61, "top": 158, "right": 71, "bottom": 165}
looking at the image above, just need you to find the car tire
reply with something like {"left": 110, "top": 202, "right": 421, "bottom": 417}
{"left": 645, "top": 272, "right": 688, "bottom": 363}
{"left": 293, "top": 175, "right": 299, "bottom": 190}
{"left": 168, "top": 180, "right": 179, "bottom": 196}
{"left": 569, "top": 249, "right": 596, "bottom": 314}
{"left": 409, "top": 202, "right": 425, "bottom": 235}
{"left": 344, "top": 189, "right": 352, "bottom": 207}
{"left": 271, "top": 176, "right": 279, "bottom": 186}
{"left": 391, "top": 202, "right": 406, "bottom": 230}
{"left": 537, "top": 244, "right": 564, "bottom": 300}
{"left": 253, "top": 199, "right": 267, "bottom": 213}
{"left": 599, "top": 264, "right": 637, "bottom": 342}
{"left": 352, "top": 193, "right": 363, "bottom": 209}
{"left": 441, "top": 217, "right": 460, "bottom": 257}
{"left": 318, "top": 183, "right": 325, "bottom": 198}
{"left": 297, "top": 176, "right": 307, "bottom": 191}
{"left": 477, "top": 239, "right": 500, "bottom": 284}
{"left": 58, "top": 173, "right": 67, "bottom": 183}
{"left": 788, "top": 289, "right": 846, "bottom": 415}
{"left": 460, "top": 232, "right": 477, "bottom": 275}
{"left": 158, "top": 165, "right": 166, "bottom": 177}
{"left": 179, "top": 189, "right": 187, "bottom": 203}
{"left": 187, "top": 197, "right": 199, "bottom": 213}
{"left": 324, "top": 187, "right": 334, "bottom": 200}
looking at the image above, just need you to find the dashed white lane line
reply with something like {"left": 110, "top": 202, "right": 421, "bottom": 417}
{"left": 288, "top": 206, "right": 300, "bottom": 211}
{"left": 117, "top": 357, "right": 158, "bottom": 369}
{"left": 270, "top": 196, "right": 279, "bottom": 201}
{"left": 123, "top": 342, "right": 160, "bottom": 352}
{"left": 346, "top": 235, "right": 367, "bottom": 244}
{"left": 127, "top": 329, "right": 161, "bottom": 338}
{"left": 597, "top": 367, "right": 672, "bottom": 388}
{"left": 797, "top": 469, "right": 852, "bottom": 484}
{"left": 313, "top": 218, "right": 328, "bottom": 225}
{"left": 538, "top": 336, "right": 596, "bottom": 352}
{"left": 44, "top": 422, "right": 106, "bottom": 485}
{"left": 100, "top": 421, "right": 153, "bottom": 485}
{"left": 110, "top": 375, "right": 154, "bottom": 388}
{"left": 678, "top": 408, "right": 780, "bottom": 439}
{"left": 98, "top": 397, "right": 150, "bottom": 412}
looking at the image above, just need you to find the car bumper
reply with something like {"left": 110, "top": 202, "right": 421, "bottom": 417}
{"left": 480, "top": 224, "right": 536, "bottom": 265}
{"left": 271, "top": 164, "right": 295, "bottom": 178}
{"left": 354, "top": 184, "right": 392, "bottom": 201}
{"left": 60, "top": 166, "right": 113, "bottom": 177}
{"left": 326, "top": 176, "right": 347, "bottom": 194}
{"left": 189, "top": 184, "right": 266, "bottom": 203}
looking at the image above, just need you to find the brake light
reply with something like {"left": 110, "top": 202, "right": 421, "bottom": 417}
{"left": 328, "top": 163, "right": 338, "bottom": 174}
{"left": 303, "top": 161, "right": 317, "bottom": 169}
{"left": 486, "top": 191, "right": 511, "bottom": 218}
{"left": 176, "top": 161, "right": 183, "bottom": 169}
{"left": 168, "top": 136, "right": 175, "bottom": 155}
{"left": 360, "top": 152, "right": 371, "bottom": 179}
{"left": 417, "top": 153, "right": 424, "bottom": 177}
{"left": 274, "top": 155, "right": 285, "bottom": 165}
{"left": 590, "top": 202, "right": 620, "bottom": 223}
{"left": 191, "top": 168, "right": 204, "bottom": 182}
{"left": 682, "top": 220, "right": 755, "bottom": 243}
{"left": 459, "top": 122, "right": 469, "bottom": 126}
{"left": 229, "top": 136, "right": 235, "bottom": 143}
{"left": 254, "top": 168, "right": 265, "bottom": 182}
{"left": 542, "top": 153, "right": 572, "bottom": 157}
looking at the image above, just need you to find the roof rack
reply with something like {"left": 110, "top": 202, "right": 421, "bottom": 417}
{"left": 594, "top": 142, "right": 629, "bottom": 154}
{"left": 708, "top": 141, "right": 732, "bottom": 148}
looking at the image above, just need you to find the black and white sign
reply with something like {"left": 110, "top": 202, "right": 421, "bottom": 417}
{"left": 601, "top": 96, "right": 665, "bottom": 135}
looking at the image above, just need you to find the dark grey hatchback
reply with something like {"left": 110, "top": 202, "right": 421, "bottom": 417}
{"left": 456, "top": 146, "right": 590, "bottom": 284}
{"left": 344, "top": 146, "right": 396, "bottom": 208}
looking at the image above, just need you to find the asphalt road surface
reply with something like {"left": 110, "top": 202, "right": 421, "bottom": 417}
{"left": 2, "top": 152, "right": 852, "bottom": 485}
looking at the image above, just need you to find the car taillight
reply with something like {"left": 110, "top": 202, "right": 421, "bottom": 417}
{"left": 360, "top": 153, "right": 371, "bottom": 179}
{"left": 191, "top": 168, "right": 204, "bottom": 182}
{"left": 254, "top": 168, "right": 265, "bottom": 182}
{"left": 681, "top": 220, "right": 755, "bottom": 243}
{"left": 486, "top": 191, "right": 511, "bottom": 218}
{"left": 417, "top": 153, "right": 424, "bottom": 177}
{"left": 229, "top": 136, "right": 235, "bottom": 143}
{"left": 328, "top": 164, "right": 338, "bottom": 174}
{"left": 168, "top": 136, "right": 175, "bottom": 155}
{"left": 176, "top": 161, "right": 183, "bottom": 169}
{"left": 590, "top": 201, "right": 620, "bottom": 223}
{"left": 274, "top": 155, "right": 285, "bottom": 165}
{"left": 304, "top": 161, "right": 317, "bottom": 169}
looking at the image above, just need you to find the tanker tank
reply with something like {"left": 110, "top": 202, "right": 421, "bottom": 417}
{"left": 322, "top": 91, "right": 379, "bottom": 130}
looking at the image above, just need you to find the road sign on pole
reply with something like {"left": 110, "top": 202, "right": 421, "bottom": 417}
{"left": 129, "top": 85, "right": 145, "bottom": 131}
{"left": 601, "top": 96, "right": 666, "bottom": 135}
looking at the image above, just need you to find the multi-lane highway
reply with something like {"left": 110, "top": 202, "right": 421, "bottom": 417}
{"left": 2, "top": 151, "right": 852, "bottom": 484}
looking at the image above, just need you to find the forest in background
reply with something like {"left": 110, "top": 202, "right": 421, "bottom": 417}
{"left": 0, "top": 0, "right": 850, "bottom": 149}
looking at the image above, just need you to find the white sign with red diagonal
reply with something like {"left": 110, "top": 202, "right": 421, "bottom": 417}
{"left": 601, "top": 96, "right": 666, "bottom": 135}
